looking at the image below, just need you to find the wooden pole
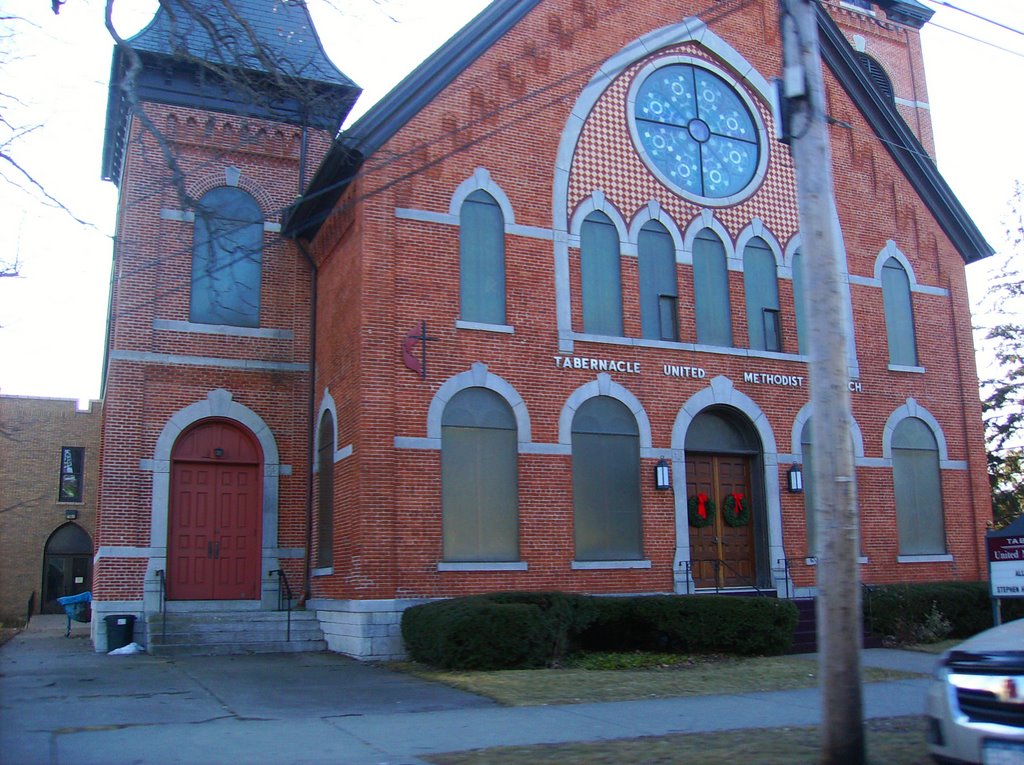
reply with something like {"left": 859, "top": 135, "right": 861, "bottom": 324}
{"left": 780, "top": 1, "right": 864, "bottom": 762}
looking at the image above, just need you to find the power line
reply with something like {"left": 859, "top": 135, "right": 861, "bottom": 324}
{"left": 928, "top": 20, "right": 1024, "bottom": 60}
{"left": 923, "top": 0, "right": 1024, "bottom": 38}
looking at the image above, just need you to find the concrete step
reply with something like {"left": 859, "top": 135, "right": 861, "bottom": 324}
{"left": 147, "top": 609, "right": 325, "bottom": 656}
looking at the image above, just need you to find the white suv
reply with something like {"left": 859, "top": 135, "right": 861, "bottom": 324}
{"left": 927, "top": 617, "right": 1024, "bottom": 764}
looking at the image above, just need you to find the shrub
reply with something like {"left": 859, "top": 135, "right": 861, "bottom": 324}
{"left": 863, "top": 582, "right": 1024, "bottom": 643}
{"left": 580, "top": 595, "right": 798, "bottom": 656}
{"left": 401, "top": 591, "right": 597, "bottom": 670}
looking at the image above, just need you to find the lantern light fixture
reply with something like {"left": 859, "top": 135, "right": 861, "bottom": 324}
{"left": 655, "top": 459, "right": 671, "bottom": 491}
{"left": 787, "top": 464, "right": 804, "bottom": 493}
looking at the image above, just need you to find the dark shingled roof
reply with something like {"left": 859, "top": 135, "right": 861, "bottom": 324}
{"left": 102, "top": 0, "right": 360, "bottom": 184}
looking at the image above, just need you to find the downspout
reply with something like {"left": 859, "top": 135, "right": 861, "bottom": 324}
{"left": 296, "top": 116, "right": 317, "bottom": 606}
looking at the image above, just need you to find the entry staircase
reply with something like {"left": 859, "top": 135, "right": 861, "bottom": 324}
{"left": 789, "top": 597, "right": 883, "bottom": 653}
{"left": 146, "top": 609, "right": 327, "bottom": 656}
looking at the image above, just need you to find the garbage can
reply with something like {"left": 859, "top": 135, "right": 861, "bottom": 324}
{"left": 104, "top": 614, "right": 136, "bottom": 651}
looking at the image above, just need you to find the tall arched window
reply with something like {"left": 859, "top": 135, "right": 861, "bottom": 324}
{"left": 191, "top": 187, "right": 263, "bottom": 327}
{"left": 743, "top": 237, "right": 781, "bottom": 351}
{"left": 638, "top": 220, "right": 678, "bottom": 340}
{"left": 800, "top": 419, "right": 816, "bottom": 556}
{"left": 459, "top": 190, "right": 506, "bottom": 324}
{"left": 792, "top": 248, "right": 809, "bottom": 355}
{"left": 693, "top": 229, "right": 732, "bottom": 347}
{"left": 881, "top": 257, "right": 917, "bottom": 366}
{"left": 892, "top": 417, "right": 945, "bottom": 555}
{"left": 580, "top": 211, "right": 623, "bottom": 336}
{"left": 572, "top": 396, "right": 641, "bottom": 560}
{"left": 442, "top": 388, "right": 519, "bottom": 561}
{"left": 316, "top": 412, "right": 335, "bottom": 568}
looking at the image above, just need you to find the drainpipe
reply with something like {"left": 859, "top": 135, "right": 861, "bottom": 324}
{"left": 296, "top": 115, "right": 316, "bottom": 606}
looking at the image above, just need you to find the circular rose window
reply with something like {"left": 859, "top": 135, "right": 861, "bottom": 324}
{"left": 631, "top": 61, "right": 764, "bottom": 204}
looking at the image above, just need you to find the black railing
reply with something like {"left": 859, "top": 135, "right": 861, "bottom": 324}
{"left": 155, "top": 569, "right": 166, "bottom": 644}
{"left": 777, "top": 557, "right": 805, "bottom": 600}
{"left": 268, "top": 569, "right": 293, "bottom": 642}
{"left": 680, "top": 559, "right": 767, "bottom": 596}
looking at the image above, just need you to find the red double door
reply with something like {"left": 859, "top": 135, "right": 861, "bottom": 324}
{"left": 685, "top": 453, "right": 757, "bottom": 589}
{"left": 168, "top": 421, "right": 262, "bottom": 600}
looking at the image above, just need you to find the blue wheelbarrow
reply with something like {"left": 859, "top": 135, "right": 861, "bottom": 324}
{"left": 56, "top": 591, "right": 92, "bottom": 637}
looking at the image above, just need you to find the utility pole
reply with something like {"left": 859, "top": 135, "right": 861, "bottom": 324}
{"left": 779, "top": 1, "right": 864, "bottom": 763}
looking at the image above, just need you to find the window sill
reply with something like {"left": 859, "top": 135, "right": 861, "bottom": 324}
{"left": 572, "top": 560, "right": 652, "bottom": 570}
{"left": 455, "top": 320, "right": 515, "bottom": 334}
{"left": 804, "top": 556, "right": 869, "bottom": 566}
{"left": 311, "top": 567, "right": 334, "bottom": 577}
{"left": 887, "top": 364, "right": 925, "bottom": 374}
{"left": 896, "top": 554, "right": 952, "bottom": 564}
{"left": 437, "top": 561, "right": 528, "bottom": 572}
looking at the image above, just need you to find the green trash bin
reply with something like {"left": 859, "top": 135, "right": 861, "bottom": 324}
{"left": 104, "top": 614, "right": 136, "bottom": 650}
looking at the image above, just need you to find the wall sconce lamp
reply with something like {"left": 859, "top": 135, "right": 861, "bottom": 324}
{"left": 655, "top": 459, "right": 671, "bottom": 491}
{"left": 787, "top": 465, "right": 804, "bottom": 493}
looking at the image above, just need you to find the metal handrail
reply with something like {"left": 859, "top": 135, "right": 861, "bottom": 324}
{"left": 155, "top": 569, "right": 166, "bottom": 644}
{"left": 269, "top": 569, "right": 293, "bottom": 641}
{"left": 682, "top": 559, "right": 767, "bottom": 596}
{"left": 776, "top": 557, "right": 805, "bottom": 601}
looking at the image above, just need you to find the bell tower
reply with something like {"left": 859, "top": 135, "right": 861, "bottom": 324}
{"left": 93, "top": 0, "right": 359, "bottom": 651}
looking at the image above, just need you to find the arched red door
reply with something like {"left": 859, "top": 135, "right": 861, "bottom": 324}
{"left": 168, "top": 420, "right": 262, "bottom": 600}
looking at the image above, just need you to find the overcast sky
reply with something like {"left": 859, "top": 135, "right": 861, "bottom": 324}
{"left": 0, "top": 0, "right": 1020, "bottom": 407}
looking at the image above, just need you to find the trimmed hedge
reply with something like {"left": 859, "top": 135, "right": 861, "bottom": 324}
{"left": 401, "top": 592, "right": 797, "bottom": 669}
{"left": 580, "top": 595, "right": 798, "bottom": 656}
{"left": 401, "top": 591, "right": 595, "bottom": 670}
{"left": 864, "top": 581, "right": 1024, "bottom": 644}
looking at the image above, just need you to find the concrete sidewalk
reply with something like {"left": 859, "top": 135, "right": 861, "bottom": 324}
{"left": 0, "top": 615, "right": 935, "bottom": 765}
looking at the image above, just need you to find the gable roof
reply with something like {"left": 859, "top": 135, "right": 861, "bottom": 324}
{"left": 283, "top": 0, "right": 992, "bottom": 264}
{"left": 102, "top": 0, "right": 360, "bottom": 184}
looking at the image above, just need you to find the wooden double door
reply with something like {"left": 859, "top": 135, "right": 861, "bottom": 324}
{"left": 686, "top": 453, "right": 757, "bottom": 589}
{"left": 168, "top": 421, "right": 262, "bottom": 601}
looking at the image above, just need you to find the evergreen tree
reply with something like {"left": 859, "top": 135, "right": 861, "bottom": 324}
{"left": 981, "top": 181, "right": 1024, "bottom": 529}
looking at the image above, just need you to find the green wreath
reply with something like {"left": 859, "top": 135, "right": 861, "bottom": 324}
{"left": 688, "top": 493, "right": 715, "bottom": 528}
{"left": 722, "top": 493, "right": 751, "bottom": 527}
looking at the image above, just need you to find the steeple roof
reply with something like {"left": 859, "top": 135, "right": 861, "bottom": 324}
{"left": 102, "top": 0, "right": 360, "bottom": 184}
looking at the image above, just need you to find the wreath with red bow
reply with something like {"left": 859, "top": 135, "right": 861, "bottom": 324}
{"left": 687, "top": 493, "right": 715, "bottom": 528}
{"left": 722, "top": 492, "right": 751, "bottom": 527}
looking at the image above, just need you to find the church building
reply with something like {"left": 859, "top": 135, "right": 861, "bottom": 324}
{"left": 93, "top": 0, "right": 993, "bottom": 657}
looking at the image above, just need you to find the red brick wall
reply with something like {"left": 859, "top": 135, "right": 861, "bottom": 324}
{"left": 307, "top": 0, "right": 990, "bottom": 601}
{"left": 96, "top": 104, "right": 332, "bottom": 602}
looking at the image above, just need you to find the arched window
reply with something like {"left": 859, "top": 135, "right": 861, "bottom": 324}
{"left": 792, "top": 248, "right": 809, "bottom": 355}
{"left": 442, "top": 388, "right": 519, "bottom": 561}
{"left": 743, "top": 237, "right": 781, "bottom": 351}
{"left": 892, "top": 417, "right": 945, "bottom": 555}
{"left": 800, "top": 420, "right": 816, "bottom": 555}
{"left": 316, "top": 412, "right": 335, "bottom": 568}
{"left": 638, "top": 220, "right": 678, "bottom": 341}
{"left": 693, "top": 229, "right": 732, "bottom": 346}
{"left": 881, "top": 257, "right": 917, "bottom": 365}
{"left": 580, "top": 211, "right": 623, "bottom": 336}
{"left": 856, "top": 53, "right": 894, "bottom": 105}
{"left": 190, "top": 187, "right": 263, "bottom": 327}
{"left": 459, "top": 190, "right": 505, "bottom": 324}
{"left": 572, "top": 396, "right": 641, "bottom": 560}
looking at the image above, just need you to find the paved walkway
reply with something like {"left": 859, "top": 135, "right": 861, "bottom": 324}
{"left": 0, "top": 615, "right": 936, "bottom": 765}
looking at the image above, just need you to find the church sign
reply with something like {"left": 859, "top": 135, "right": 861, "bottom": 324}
{"left": 988, "top": 535, "right": 1024, "bottom": 599}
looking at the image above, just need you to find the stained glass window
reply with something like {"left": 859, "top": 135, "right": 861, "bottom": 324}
{"left": 634, "top": 64, "right": 760, "bottom": 201}
{"left": 191, "top": 187, "right": 263, "bottom": 327}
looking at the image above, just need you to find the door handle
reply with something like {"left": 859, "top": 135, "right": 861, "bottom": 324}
{"left": 207, "top": 541, "right": 213, "bottom": 558}
{"left": 214, "top": 542, "right": 220, "bottom": 559}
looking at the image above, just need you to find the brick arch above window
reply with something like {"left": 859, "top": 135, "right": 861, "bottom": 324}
{"left": 735, "top": 219, "right": 784, "bottom": 269}
{"left": 187, "top": 168, "right": 275, "bottom": 218}
{"left": 627, "top": 199, "right": 685, "bottom": 254}
{"left": 569, "top": 191, "right": 629, "bottom": 245}
{"left": 789, "top": 401, "right": 866, "bottom": 461}
{"left": 449, "top": 167, "right": 516, "bottom": 224}
{"left": 426, "top": 363, "right": 531, "bottom": 444}
{"left": 558, "top": 373, "right": 652, "bottom": 449}
{"left": 679, "top": 209, "right": 737, "bottom": 267}
{"left": 881, "top": 398, "right": 951, "bottom": 463}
